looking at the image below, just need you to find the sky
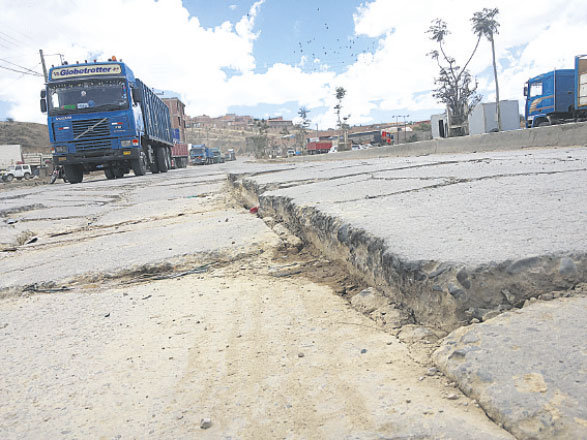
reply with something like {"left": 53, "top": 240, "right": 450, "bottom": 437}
{"left": 0, "top": 0, "right": 586, "bottom": 129}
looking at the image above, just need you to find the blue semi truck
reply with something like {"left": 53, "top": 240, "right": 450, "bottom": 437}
{"left": 190, "top": 144, "right": 210, "bottom": 165}
{"left": 40, "top": 57, "right": 174, "bottom": 183}
{"left": 524, "top": 55, "right": 587, "bottom": 128}
{"left": 189, "top": 145, "right": 224, "bottom": 164}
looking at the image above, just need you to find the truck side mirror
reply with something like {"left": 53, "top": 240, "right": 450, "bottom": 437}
{"left": 131, "top": 88, "right": 141, "bottom": 103}
{"left": 523, "top": 85, "right": 528, "bottom": 97}
{"left": 40, "top": 90, "right": 46, "bottom": 99}
{"left": 40, "top": 99, "right": 47, "bottom": 113}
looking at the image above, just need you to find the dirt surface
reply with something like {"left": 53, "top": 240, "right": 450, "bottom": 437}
{"left": 0, "top": 246, "right": 512, "bottom": 440}
{"left": 0, "top": 165, "right": 513, "bottom": 439}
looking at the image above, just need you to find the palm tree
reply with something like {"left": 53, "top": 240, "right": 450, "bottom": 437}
{"left": 472, "top": 8, "right": 501, "bottom": 131}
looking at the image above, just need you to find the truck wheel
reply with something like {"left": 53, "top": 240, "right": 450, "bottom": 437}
{"left": 156, "top": 147, "right": 168, "bottom": 173}
{"left": 104, "top": 168, "right": 115, "bottom": 179}
{"left": 4, "top": 174, "right": 14, "bottom": 182}
{"left": 113, "top": 167, "right": 124, "bottom": 178}
{"left": 132, "top": 152, "right": 148, "bottom": 176}
{"left": 537, "top": 121, "right": 551, "bottom": 127}
{"left": 64, "top": 165, "right": 84, "bottom": 184}
{"left": 24, "top": 172, "right": 31, "bottom": 180}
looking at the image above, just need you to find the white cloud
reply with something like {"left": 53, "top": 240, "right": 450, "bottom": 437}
{"left": 229, "top": 4, "right": 238, "bottom": 11}
{"left": 0, "top": 0, "right": 585, "bottom": 127}
{"left": 0, "top": 0, "right": 266, "bottom": 122}
{"left": 351, "top": 0, "right": 587, "bottom": 121}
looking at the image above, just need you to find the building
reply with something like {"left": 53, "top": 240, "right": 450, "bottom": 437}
{"left": 188, "top": 114, "right": 254, "bottom": 129}
{"left": 162, "top": 97, "right": 187, "bottom": 143}
{"left": 468, "top": 100, "right": 521, "bottom": 135}
{"left": 266, "top": 116, "right": 294, "bottom": 129}
{"left": 431, "top": 113, "right": 448, "bottom": 138}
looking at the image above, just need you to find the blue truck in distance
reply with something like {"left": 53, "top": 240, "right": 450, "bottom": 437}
{"left": 40, "top": 57, "right": 174, "bottom": 183}
{"left": 190, "top": 144, "right": 210, "bottom": 165}
{"left": 524, "top": 55, "right": 587, "bottom": 128}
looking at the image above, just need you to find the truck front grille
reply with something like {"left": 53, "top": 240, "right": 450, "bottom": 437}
{"left": 72, "top": 118, "right": 110, "bottom": 140}
{"left": 75, "top": 138, "right": 113, "bottom": 152}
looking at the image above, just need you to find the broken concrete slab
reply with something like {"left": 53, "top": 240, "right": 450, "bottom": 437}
{"left": 433, "top": 294, "right": 587, "bottom": 440}
{"left": 232, "top": 147, "right": 587, "bottom": 330}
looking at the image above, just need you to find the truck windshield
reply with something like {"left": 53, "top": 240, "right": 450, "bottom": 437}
{"left": 191, "top": 148, "right": 204, "bottom": 155}
{"left": 48, "top": 79, "right": 129, "bottom": 116}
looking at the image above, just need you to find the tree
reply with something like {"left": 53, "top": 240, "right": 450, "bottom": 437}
{"left": 295, "top": 106, "right": 311, "bottom": 150}
{"left": 472, "top": 8, "right": 501, "bottom": 131}
{"left": 253, "top": 119, "right": 269, "bottom": 158}
{"left": 427, "top": 18, "right": 482, "bottom": 136}
{"left": 334, "top": 87, "right": 351, "bottom": 150}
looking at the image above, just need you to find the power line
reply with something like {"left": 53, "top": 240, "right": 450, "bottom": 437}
{"left": 1, "top": 62, "right": 42, "bottom": 87}
{"left": 0, "top": 64, "right": 43, "bottom": 77}
{"left": 0, "top": 57, "right": 42, "bottom": 75}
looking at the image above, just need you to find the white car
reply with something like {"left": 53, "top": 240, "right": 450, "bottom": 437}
{"left": 1, "top": 164, "right": 33, "bottom": 182}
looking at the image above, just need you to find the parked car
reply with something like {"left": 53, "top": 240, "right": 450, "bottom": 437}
{"left": 1, "top": 164, "right": 33, "bottom": 182}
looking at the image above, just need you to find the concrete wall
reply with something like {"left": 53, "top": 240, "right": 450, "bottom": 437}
{"left": 288, "top": 121, "right": 587, "bottom": 162}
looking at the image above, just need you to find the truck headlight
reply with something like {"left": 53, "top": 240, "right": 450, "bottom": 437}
{"left": 121, "top": 140, "right": 132, "bottom": 147}
{"left": 55, "top": 145, "right": 67, "bottom": 153}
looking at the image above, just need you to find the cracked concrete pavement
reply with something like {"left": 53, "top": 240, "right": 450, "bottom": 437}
{"left": 0, "top": 162, "right": 290, "bottom": 292}
{"left": 1, "top": 147, "right": 586, "bottom": 439}
{"left": 434, "top": 289, "right": 587, "bottom": 440}
{"left": 0, "top": 159, "right": 515, "bottom": 439}
{"left": 233, "top": 147, "right": 587, "bottom": 328}
{"left": 230, "top": 146, "right": 587, "bottom": 439}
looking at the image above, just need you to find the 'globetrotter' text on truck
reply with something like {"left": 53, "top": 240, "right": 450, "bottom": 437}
{"left": 524, "top": 55, "right": 587, "bottom": 128}
{"left": 40, "top": 57, "right": 174, "bottom": 183}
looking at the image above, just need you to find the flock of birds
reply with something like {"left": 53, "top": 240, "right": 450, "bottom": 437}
{"left": 285, "top": 8, "right": 379, "bottom": 71}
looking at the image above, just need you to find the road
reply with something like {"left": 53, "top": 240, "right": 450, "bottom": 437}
{"left": 0, "top": 161, "right": 512, "bottom": 439}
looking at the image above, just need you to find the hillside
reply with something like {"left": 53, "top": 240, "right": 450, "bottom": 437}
{"left": 0, "top": 122, "right": 51, "bottom": 153}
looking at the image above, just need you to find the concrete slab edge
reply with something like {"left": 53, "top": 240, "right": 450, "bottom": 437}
{"left": 230, "top": 175, "right": 587, "bottom": 332}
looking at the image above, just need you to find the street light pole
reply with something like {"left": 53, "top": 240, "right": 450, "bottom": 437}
{"left": 403, "top": 114, "right": 410, "bottom": 143}
{"left": 393, "top": 115, "right": 400, "bottom": 144}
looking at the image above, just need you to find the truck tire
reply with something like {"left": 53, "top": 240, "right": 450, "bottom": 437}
{"left": 131, "top": 152, "right": 148, "bottom": 176}
{"left": 104, "top": 168, "right": 115, "bottom": 179}
{"left": 4, "top": 174, "right": 14, "bottom": 182}
{"left": 24, "top": 172, "right": 31, "bottom": 180}
{"left": 113, "top": 167, "right": 124, "bottom": 178}
{"left": 64, "top": 164, "right": 84, "bottom": 184}
{"left": 156, "top": 147, "right": 168, "bottom": 173}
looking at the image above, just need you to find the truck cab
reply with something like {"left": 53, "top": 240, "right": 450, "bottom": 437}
{"left": 524, "top": 69, "right": 575, "bottom": 128}
{"left": 190, "top": 145, "right": 208, "bottom": 165}
{"left": 40, "top": 58, "right": 173, "bottom": 183}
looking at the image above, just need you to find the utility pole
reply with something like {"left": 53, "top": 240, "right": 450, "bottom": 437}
{"left": 39, "top": 49, "right": 48, "bottom": 83}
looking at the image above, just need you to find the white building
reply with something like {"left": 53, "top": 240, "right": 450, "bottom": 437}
{"left": 468, "top": 100, "right": 520, "bottom": 135}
